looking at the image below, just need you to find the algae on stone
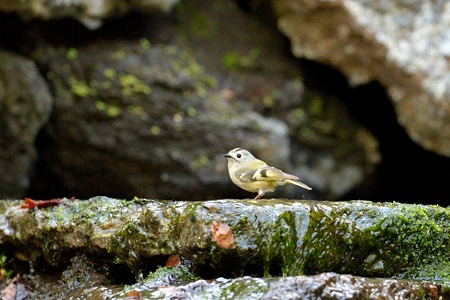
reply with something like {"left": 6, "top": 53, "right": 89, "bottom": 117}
{"left": 1, "top": 198, "right": 450, "bottom": 282}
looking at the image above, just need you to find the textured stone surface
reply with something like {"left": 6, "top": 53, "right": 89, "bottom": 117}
{"left": 275, "top": 0, "right": 450, "bottom": 157}
{"left": 0, "top": 0, "right": 179, "bottom": 29}
{"left": 0, "top": 50, "right": 53, "bottom": 197}
{"left": 69, "top": 273, "right": 448, "bottom": 299}
{"left": 174, "top": 0, "right": 380, "bottom": 200}
{"left": 33, "top": 42, "right": 291, "bottom": 200}
{"left": 2, "top": 198, "right": 450, "bottom": 280}
{"left": 0, "top": 0, "right": 381, "bottom": 200}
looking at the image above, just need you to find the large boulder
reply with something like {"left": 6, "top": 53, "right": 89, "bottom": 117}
{"left": 275, "top": 0, "right": 450, "bottom": 157}
{"left": 33, "top": 43, "right": 291, "bottom": 200}
{"left": 0, "top": 50, "right": 53, "bottom": 197}
{"left": 2, "top": 197, "right": 450, "bottom": 298}
{"left": 172, "top": 0, "right": 381, "bottom": 199}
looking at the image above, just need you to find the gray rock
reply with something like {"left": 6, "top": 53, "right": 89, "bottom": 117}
{"left": 175, "top": 0, "right": 380, "bottom": 199}
{"left": 23, "top": 259, "right": 450, "bottom": 299}
{"left": 0, "top": 0, "right": 381, "bottom": 199}
{"left": 0, "top": 50, "right": 53, "bottom": 197}
{"left": 34, "top": 43, "right": 291, "bottom": 200}
{"left": 287, "top": 92, "right": 381, "bottom": 199}
{"left": 275, "top": 0, "right": 450, "bottom": 157}
{"left": 0, "top": 0, "right": 180, "bottom": 30}
{"left": 2, "top": 198, "right": 450, "bottom": 280}
{"left": 81, "top": 272, "right": 447, "bottom": 299}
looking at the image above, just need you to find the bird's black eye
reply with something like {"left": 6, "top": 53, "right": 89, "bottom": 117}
{"left": 236, "top": 154, "right": 242, "bottom": 158}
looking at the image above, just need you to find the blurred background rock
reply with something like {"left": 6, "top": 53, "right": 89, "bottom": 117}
{"left": 0, "top": 0, "right": 448, "bottom": 204}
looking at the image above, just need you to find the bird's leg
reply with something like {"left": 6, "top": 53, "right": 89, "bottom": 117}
{"left": 254, "top": 189, "right": 265, "bottom": 200}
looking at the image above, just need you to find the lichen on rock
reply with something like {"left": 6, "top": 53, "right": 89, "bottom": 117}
{"left": 2, "top": 197, "right": 450, "bottom": 282}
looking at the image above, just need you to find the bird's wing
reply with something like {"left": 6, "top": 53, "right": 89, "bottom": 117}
{"left": 237, "top": 170, "right": 258, "bottom": 183}
{"left": 252, "top": 166, "right": 299, "bottom": 181}
{"left": 235, "top": 159, "right": 268, "bottom": 183}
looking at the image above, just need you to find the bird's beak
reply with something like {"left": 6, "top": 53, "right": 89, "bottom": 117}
{"left": 223, "top": 154, "right": 232, "bottom": 158}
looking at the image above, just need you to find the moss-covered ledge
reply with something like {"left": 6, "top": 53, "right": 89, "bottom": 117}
{"left": 0, "top": 197, "right": 449, "bottom": 281}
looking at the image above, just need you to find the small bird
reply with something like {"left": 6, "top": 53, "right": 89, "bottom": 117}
{"left": 223, "top": 148, "right": 312, "bottom": 200}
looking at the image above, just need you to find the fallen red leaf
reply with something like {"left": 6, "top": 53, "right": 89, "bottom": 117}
{"left": 166, "top": 255, "right": 181, "bottom": 267}
{"left": 210, "top": 221, "right": 235, "bottom": 249}
{"left": 20, "top": 197, "right": 75, "bottom": 210}
{"left": 125, "top": 290, "right": 142, "bottom": 300}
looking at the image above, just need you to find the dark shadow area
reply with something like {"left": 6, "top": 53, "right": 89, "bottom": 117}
{"left": 108, "top": 263, "right": 137, "bottom": 285}
{"left": 27, "top": 129, "right": 68, "bottom": 199}
{"left": 0, "top": 11, "right": 175, "bottom": 52}
{"left": 299, "top": 59, "right": 350, "bottom": 97}
{"left": 299, "top": 59, "right": 450, "bottom": 205}
{"left": 346, "top": 81, "right": 450, "bottom": 205}
{"left": 196, "top": 254, "right": 274, "bottom": 279}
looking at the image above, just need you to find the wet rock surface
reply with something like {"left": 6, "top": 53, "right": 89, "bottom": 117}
{"left": 1, "top": 198, "right": 450, "bottom": 299}
{"left": 261, "top": 273, "right": 446, "bottom": 300}
{"left": 2, "top": 197, "right": 450, "bottom": 279}
{"left": 63, "top": 273, "right": 448, "bottom": 299}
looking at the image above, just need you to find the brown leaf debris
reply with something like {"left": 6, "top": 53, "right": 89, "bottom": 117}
{"left": 210, "top": 221, "right": 235, "bottom": 249}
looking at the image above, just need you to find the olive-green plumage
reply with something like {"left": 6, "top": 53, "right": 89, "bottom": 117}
{"left": 223, "top": 148, "right": 312, "bottom": 200}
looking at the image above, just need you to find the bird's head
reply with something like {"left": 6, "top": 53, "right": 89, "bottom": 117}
{"left": 223, "top": 148, "right": 256, "bottom": 167}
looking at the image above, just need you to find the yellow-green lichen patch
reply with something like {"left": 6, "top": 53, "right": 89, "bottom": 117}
{"left": 168, "top": 47, "right": 218, "bottom": 98}
{"left": 223, "top": 49, "right": 260, "bottom": 72}
{"left": 150, "top": 125, "right": 161, "bottom": 135}
{"left": 286, "top": 107, "right": 307, "bottom": 128}
{"left": 139, "top": 38, "right": 151, "bottom": 50}
{"left": 252, "top": 89, "right": 280, "bottom": 109}
{"left": 110, "top": 50, "right": 126, "bottom": 60}
{"left": 119, "top": 74, "right": 151, "bottom": 97}
{"left": 186, "top": 107, "right": 197, "bottom": 117}
{"left": 66, "top": 48, "right": 78, "bottom": 60}
{"left": 103, "top": 68, "right": 117, "bottom": 80}
{"left": 127, "top": 105, "right": 148, "bottom": 120}
{"left": 308, "top": 94, "right": 325, "bottom": 116}
{"left": 69, "top": 77, "right": 96, "bottom": 98}
{"left": 190, "top": 155, "right": 210, "bottom": 170}
{"left": 174, "top": 1, "right": 216, "bottom": 40}
{"left": 95, "top": 100, "right": 122, "bottom": 118}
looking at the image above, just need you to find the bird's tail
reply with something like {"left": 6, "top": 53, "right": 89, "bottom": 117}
{"left": 286, "top": 179, "right": 312, "bottom": 190}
